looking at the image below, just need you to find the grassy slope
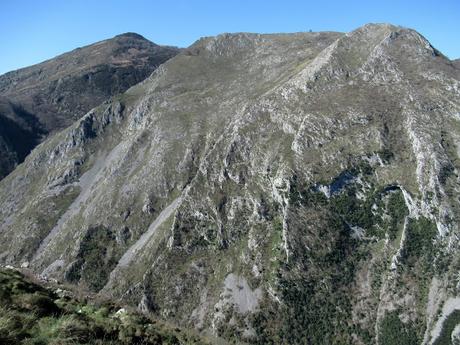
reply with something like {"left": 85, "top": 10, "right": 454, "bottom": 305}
{"left": 0, "top": 268, "right": 213, "bottom": 345}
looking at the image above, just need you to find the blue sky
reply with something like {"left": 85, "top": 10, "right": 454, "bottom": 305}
{"left": 0, "top": 0, "right": 459, "bottom": 75}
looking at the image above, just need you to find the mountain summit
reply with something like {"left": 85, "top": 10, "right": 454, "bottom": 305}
{"left": 0, "top": 33, "right": 180, "bottom": 179}
{"left": 0, "top": 24, "right": 460, "bottom": 344}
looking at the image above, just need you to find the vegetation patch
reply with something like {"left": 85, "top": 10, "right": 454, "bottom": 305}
{"left": 402, "top": 217, "right": 437, "bottom": 267}
{"left": 379, "top": 310, "right": 419, "bottom": 345}
{"left": 251, "top": 201, "right": 361, "bottom": 344}
{"left": 248, "top": 166, "right": 414, "bottom": 344}
{"left": 65, "top": 225, "right": 121, "bottom": 291}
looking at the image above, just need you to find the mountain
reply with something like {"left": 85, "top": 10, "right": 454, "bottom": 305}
{"left": 0, "top": 23, "right": 460, "bottom": 344}
{"left": 0, "top": 33, "right": 180, "bottom": 179}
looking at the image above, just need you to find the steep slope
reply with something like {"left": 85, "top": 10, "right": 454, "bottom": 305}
{"left": 1, "top": 24, "right": 460, "bottom": 344}
{"left": 0, "top": 33, "right": 180, "bottom": 179}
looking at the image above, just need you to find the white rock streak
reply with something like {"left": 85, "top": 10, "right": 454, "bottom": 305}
{"left": 117, "top": 195, "right": 183, "bottom": 267}
{"left": 33, "top": 153, "right": 108, "bottom": 261}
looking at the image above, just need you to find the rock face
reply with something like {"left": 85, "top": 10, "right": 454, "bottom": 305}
{"left": 0, "top": 24, "right": 460, "bottom": 344}
{"left": 0, "top": 33, "right": 180, "bottom": 179}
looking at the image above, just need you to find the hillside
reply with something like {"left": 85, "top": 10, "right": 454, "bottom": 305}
{"left": 0, "top": 24, "right": 459, "bottom": 344}
{"left": 0, "top": 33, "right": 180, "bottom": 179}
{"left": 0, "top": 268, "right": 212, "bottom": 344}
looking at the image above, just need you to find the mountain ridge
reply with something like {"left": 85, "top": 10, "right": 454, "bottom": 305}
{"left": 0, "top": 32, "right": 170, "bottom": 79}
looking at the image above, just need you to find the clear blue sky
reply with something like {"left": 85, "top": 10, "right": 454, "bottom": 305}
{"left": 0, "top": 0, "right": 459, "bottom": 75}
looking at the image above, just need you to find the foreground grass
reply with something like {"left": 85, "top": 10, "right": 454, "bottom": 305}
{"left": 0, "top": 268, "right": 211, "bottom": 345}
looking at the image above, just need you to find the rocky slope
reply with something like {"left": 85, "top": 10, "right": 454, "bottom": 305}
{"left": 0, "top": 33, "right": 180, "bottom": 179}
{"left": 0, "top": 24, "right": 460, "bottom": 344}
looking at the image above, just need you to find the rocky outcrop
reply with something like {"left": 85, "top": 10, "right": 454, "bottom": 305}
{"left": 0, "top": 24, "right": 459, "bottom": 344}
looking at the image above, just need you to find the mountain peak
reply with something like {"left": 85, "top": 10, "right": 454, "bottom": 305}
{"left": 115, "top": 32, "right": 147, "bottom": 40}
{"left": 112, "top": 32, "right": 154, "bottom": 44}
{"left": 357, "top": 22, "right": 399, "bottom": 32}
